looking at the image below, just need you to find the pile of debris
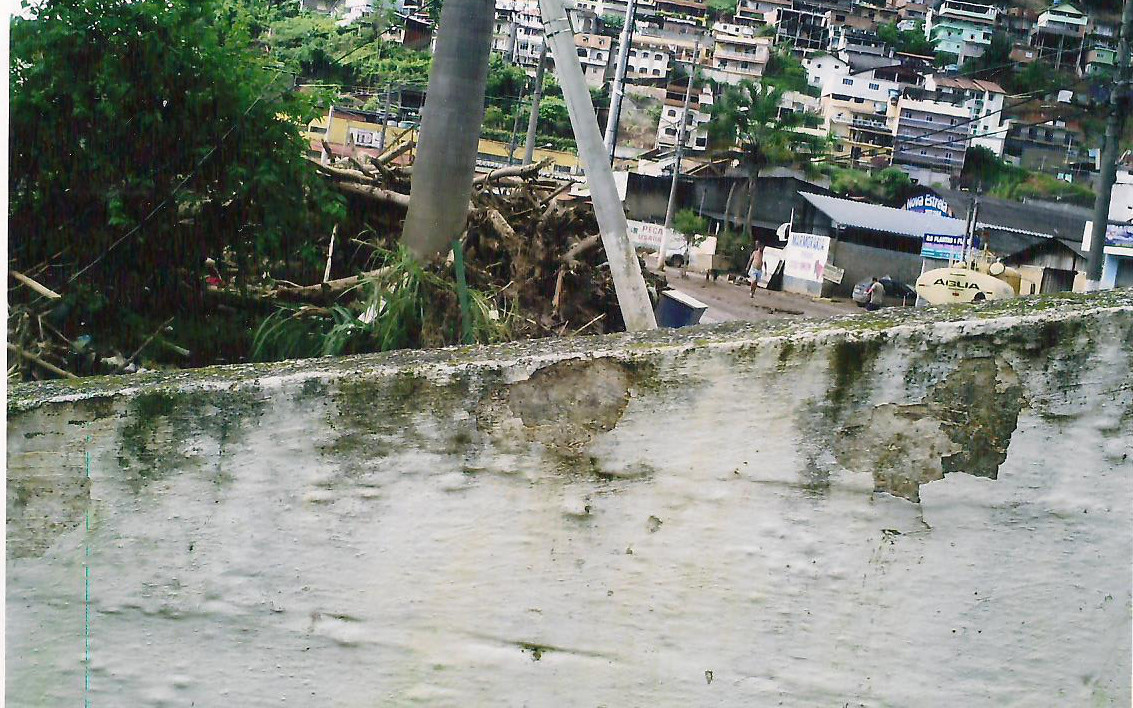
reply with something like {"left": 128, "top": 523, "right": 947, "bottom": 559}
{"left": 6, "top": 148, "right": 666, "bottom": 382}
{"left": 312, "top": 147, "right": 666, "bottom": 339}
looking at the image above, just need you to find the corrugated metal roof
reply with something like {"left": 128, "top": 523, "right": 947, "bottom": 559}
{"left": 800, "top": 192, "right": 968, "bottom": 238}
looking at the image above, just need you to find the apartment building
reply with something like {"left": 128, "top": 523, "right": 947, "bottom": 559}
{"left": 575, "top": 34, "right": 615, "bottom": 87}
{"left": 890, "top": 95, "right": 971, "bottom": 182}
{"left": 821, "top": 75, "right": 901, "bottom": 169}
{"left": 924, "top": 0, "right": 998, "bottom": 64}
{"left": 733, "top": 0, "right": 788, "bottom": 27}
{"left": 1030, "top": 2, "right": 1089, "bottom": 72}
{"left": 656, "top": 79, "right": 713, "bottom": 153}
{"left": 923, "top": 75, "right": 1007, "bottom": 156}
{"left": 773, "top": 7, "right": 829, "bottom": 53}
{"left": 1004, "top": 113, "right": 1089, "bottom": 177}
{"left": 627, "top": 37, "right": 672, "bottom": 79}
{"left": 492, "top": 0, "right": 545, "bottom": 69}
{"left": 707, "top": 29, "right": 773, "bottom": 84}
{"left": 655, "top": 0, "right": 709, "bottom": 24}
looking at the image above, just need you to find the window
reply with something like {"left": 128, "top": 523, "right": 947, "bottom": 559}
{"left": 920, "top": 149, "right": 927, "bottom": 155}
{"left": 629, "top": 49, "right": 637, "bottom": 57}
{"left": 902, "top": 110, "right": 911, "bottom": 118}
{"left": 309, "top": 126, "right": 327, "bottom": 134}
{"left": 842, "top": 77, "right": 853, "bottom": 85}
{"left": 577, "top": 48, "right": 587, "bottom": 57}
{"left": 665, "top": 128, "right": 677, "bottom": 136}
{"left": 656, "top": 53, "right": 663, "bottom": 60}
{"left": 741, "top": 61, "right": 749, "bottom": 69}
{"left": 668, "top": 109, "right": 677, "bottom": 116}
{"left": 869, "top": 82, "right": 879, "bottom": 90}
{"left": 652, "top": 68, "right": 661, "bottom": 75}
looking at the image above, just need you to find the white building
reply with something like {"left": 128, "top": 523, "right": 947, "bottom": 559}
{"left": 493, "top": 0, "right": 545, "bottom": 69}
{"left": 802, "top": 52, "right": 849, "bottom": 90}
{"left": 575, "top": 33, "right": 615, "bottom": 87}
{"left": 627, "top": 37, "right": 672, "bottom": 79}
{"left": 656, "top": 80, "right": 713, "bottom": 153}
{"left": 923, "top": 75, "right": 1008, "bottom": 156}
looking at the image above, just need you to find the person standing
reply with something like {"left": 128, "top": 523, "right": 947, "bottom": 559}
{"left": 745, "top": 241, "right": 764, "bottom": 298}
{"left": 864, "top": 277, "right": 885, "bottom": 311}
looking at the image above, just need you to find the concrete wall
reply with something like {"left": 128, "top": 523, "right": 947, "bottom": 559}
{"left": 829, "top": 240, "right": 925, "bottom": 295}
{"left": 8, "top": 292, "right": 1133, "bottom": 706}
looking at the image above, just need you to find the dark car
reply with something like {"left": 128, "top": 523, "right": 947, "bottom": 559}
{"left": 852, "top": 277, "right": 917, "bottom": 307}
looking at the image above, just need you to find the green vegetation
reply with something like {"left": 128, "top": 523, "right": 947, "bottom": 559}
{"left": 707, "top": 0, "right": 740, "bottom": 19}
{"left": 961, "top": 146, "right": 1096, "bottom": 206}
{"left": 673, "top": 209, "right": 709, "bottom": 246}
{"left": 877, "top": 21, "right": 936, "bottom": 57}
{"left": 252, "top": 246, "right": 510, "bottom": 361}
{"left": 10, "top": 0, "right": 342, "bottom": 329}
{"left": 827, "top": 167, "right": 915, "bottom": 206}
{"left": 711, "top": 81, "right": 830, "bottom": 235}
{"left": 762, "top": 46, "right": 816, "bottom": 96}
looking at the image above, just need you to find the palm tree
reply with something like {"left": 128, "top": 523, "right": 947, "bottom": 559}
{"left": 400, "top": 0, "right": 494, "bottom": 259}
{"left": 709, "top": 80, "right": 827, "bottom": 239}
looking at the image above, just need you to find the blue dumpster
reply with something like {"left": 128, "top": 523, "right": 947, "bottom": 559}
{"left": 654, "top": 289, "right": 709, "bottom": 328}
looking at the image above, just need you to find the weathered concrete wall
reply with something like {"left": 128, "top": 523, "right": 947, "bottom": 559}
{"left": 8, "top": 292, "right": 1133, "bottom": 706}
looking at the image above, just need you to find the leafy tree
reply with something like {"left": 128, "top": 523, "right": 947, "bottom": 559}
{"left": 877, "top": 21, "right": 936, "bottom": 57}
{"left": 10, "top": 0, "right": 340, "bottom": 318}
{"left": 829, "top": 167, "right": 914, "bottom": 206}
{"left": 707, "top": 0, "right": 739, "bottom": 19}
{"left": 763, "top": 46, "right": 812, "bottom": 95}
{"left": 960, "top": 31, "right": 1012, "bottom": 79}
{"left": 599, "top": 14, "right": 624, "bottom": 37}
{"left": 673, "top": 209, "right": 709, "bottom": 246}
{"left": 710, "top": 81, "right": 828, "bottom": 237}
{"left": 486, "top": 53, "right": 528, "bottom": 110}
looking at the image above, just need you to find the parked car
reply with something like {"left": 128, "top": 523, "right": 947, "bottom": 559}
{"left": 852, "top": 277, "right": 917, "bottom": 307}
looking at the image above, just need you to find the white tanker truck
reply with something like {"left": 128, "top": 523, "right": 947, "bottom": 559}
{"left": 915, "top": 247, "right": 1022, "bottom": 306}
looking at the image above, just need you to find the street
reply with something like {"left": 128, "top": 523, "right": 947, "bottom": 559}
{"left": 654, "top": 268, "right": 860, "bottom": 323}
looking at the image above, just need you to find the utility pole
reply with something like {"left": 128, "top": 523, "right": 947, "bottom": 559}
{"left": 1086, "top": 0, "right": 1133, "bottom": 290}
{"left": 537, "top": 0, "right": 657, "bottom": 330}
{"left": 522, "top": 43, "right": 548, "bottom": 165}
{"left": 603, "top": 0, "right": 637, "bottom": 163}
{"left": 507, "top": 83, "right": 528, "bottom": 165}
{"left": 658, "top": 40, "right": 699, "bottom": 271}
{"left": 378, "top": 85, "right": 394, "bottom": 153}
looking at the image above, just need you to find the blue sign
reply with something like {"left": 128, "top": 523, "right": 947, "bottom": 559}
{"left": 922, "top": 232, "right": 972, "bottom": 260}
{"left": 904, "top": 193, "right": 953, "bottom": 217}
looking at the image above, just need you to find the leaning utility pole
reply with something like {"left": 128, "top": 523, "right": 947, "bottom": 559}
{"left": 507, "top": 83, "right": 528, "bottom": 164}
{"left": 538, "top": 0, "right": 657, "bottom": 331}
{"left": 1086, "top": 0, "right": 1133, "bottom": 290}
{"left": 603, "top": 0, "right": 637, "bottom": 162}
{"left": 522, "top": 43, "right": 549, "bottom": 165}
{"left": 658, "top": 40, "right": 699, "bottom": 271}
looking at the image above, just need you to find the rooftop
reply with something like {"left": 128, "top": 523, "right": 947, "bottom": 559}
{"left": 800, "top": 192, "right": 967, "bottom": 238}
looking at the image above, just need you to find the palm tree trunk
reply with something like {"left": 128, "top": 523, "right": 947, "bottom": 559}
{"left": 743, "top": 174, "right": 757, "bottom": 240}
{"left": 400, "top": 0, "right": 494, "bottom": 259}
{"left": 724, "top": 181, "right": 737, "bottom": 232}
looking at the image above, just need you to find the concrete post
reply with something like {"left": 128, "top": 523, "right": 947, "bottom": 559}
{"left": 1086, "top": 0, "right": 1133, "bottom": 290}
{"left": 538, "top": 0, "right": 657, "bottom": 331}
{"left": 522, "top": 44, "right": 548, "bottom": 166}
{"left": 658, "top": 42, "right": 699, "bottom": 272}
{"left": 603, "top": 0, "right": 637, "bottom": 162}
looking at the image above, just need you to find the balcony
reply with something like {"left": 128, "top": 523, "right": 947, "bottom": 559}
{"left": 851, "top": 117, "right": 891, "bottom": 133}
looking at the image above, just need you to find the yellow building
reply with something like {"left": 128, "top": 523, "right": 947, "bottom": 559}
{"left": 305, "top": 106, "right": 580, "bottom": 176}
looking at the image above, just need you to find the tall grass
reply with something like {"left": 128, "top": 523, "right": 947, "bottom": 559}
{"left": 251, "top": 244, "right": 511, "bottom": 362}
